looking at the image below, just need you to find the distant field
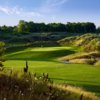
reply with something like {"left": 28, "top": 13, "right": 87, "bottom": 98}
{"left": 4, "top": 46, "right": 100, "bottom": 96}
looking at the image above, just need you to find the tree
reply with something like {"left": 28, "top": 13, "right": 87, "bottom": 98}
{"left": 47, "top": 23, "right": 67, "bottom": 32}
{"left": 96, "top": 27, "right": 100, "bottom": 33}
{"left": 66, "top": 22, "right": 96, "bottom": 33}
{"left": 0, "top": 25, "right": 13, "bottom": 34}
{"left": 0, "top": 42, "right": 5, "bottom": 70}
{"left": 17, "top": 20, "right": 28, "bottom": 33}
{"left": 0, "top": 20, "right": 97, "bottom": 34}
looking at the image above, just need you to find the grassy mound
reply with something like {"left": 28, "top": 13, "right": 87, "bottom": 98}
{"left": 58, "top": 34, "right": 100, "bottom": 65}
{"left": 0, "top": 71, "right": 99, "bottom": 100}
{"left": 58, "top": 51, "right": 100, "bottom": 65}
{"left": 58, "top": 33, "right": 100, "bottom": 52}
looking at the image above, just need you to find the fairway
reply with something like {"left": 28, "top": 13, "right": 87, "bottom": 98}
{"left": 4, "top": 46, "right": 100, "bottom": 96}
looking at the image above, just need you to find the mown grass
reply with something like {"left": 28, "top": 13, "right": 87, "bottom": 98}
{"left": 5, "top": 47, "right": 75, "bottom": 61}
{"left": 4, "top": 46, "right": 100, "bottom": 96}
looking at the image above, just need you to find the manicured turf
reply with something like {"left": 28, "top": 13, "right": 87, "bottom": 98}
{"left": 4, "top": 46, "right": 100, "bottom": 96}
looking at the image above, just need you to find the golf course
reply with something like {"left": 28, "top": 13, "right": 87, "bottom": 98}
{"left": 0, "top": 0, "right": 100, "bottom": 99}
{"left": 4, "top": 46, "right": 100, "bottom": 96}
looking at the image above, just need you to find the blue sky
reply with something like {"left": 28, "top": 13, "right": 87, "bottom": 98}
{"left": 0, "top": 0, "right": 100, "bottom": 26}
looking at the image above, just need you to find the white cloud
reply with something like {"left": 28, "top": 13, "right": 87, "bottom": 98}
{"left": 0, "top": 6, "right": 42, "bottom": 17}
{"left": 39, "top": 0, "right": 69, "bottom": 13}
{"left": 46, "top": 0, "right": 68, "bottom": 7}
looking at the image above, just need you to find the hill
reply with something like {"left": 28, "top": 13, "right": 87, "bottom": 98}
{"left": 58, "top": 33, "right": 100, "bottom": 66}
{"left": 58, "top": 33, "right": 100, "bottom": 52}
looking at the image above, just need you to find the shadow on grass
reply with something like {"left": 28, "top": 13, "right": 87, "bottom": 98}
{"left": 5, "top": 49, "right": 75, "bottom": 61}
{"left": 80, "top": 84, "right": 100, "bottom": 96}
{"left": 5, "top": 46, "right": 27, "bottom": 54}
{"left": 51, "top": 77, "right": 100, "bottom": 96}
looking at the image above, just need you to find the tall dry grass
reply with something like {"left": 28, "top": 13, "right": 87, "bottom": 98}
{"left": 0, "top": 70, "right": 99, "bottom": 100}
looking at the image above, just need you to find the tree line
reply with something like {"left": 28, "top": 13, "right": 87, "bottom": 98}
{"left": 0, "top": 20, "right": 99, "bottom": 34}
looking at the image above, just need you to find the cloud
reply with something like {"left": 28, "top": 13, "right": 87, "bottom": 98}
{"left": 0, "top": 0, "right": 69, "bottom": 17}
{"left": 0, "top": 6, "right": 21, "bottom": 15}
{"left": 0, "top": 6, "right": 42, "bottom": 17}
{"left": 39, "top": 0, "right": 69, "bottom": 13}
{"left": 46, "top": 0, "right": 68, "bottom": 7}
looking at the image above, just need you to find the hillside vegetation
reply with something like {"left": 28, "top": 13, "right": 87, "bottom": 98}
{"left": 58, "top": 33, "right": 100, "bottom": 66}
{"left": 58, "top": 33, "right": 100, "bottom": 51}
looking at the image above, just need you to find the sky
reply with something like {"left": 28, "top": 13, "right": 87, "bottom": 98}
{"left": 0, "top": 0, "right": 100, "bottom": 26}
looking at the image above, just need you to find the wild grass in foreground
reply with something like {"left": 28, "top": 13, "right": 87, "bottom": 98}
{"left": 0, "top": 70, "right": 99, "bottom": 100}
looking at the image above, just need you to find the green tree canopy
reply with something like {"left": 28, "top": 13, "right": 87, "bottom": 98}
{"left": 17, "top": 20, "right": 28, "bottom": 33}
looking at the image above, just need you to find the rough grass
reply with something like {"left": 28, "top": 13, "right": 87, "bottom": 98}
{"left": 69, "top": 59, "right": 95, "bottom": 64}
{"left": 4, "top": 46, "right": 100, "bottom": 97}
{"left": 94, "top": 61, "right": 100, "bottom": 66}
{"left": 58, "top": 33, "right": 100, "bottom": 46}
{"left": 58, "top": 51, "right": 100, "bottom": 65}
{"left": 0, "top": 71, "right": 99, "bottom": 100}
{"left": 58, "top": 33, "right": 100, "bottom": 52}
